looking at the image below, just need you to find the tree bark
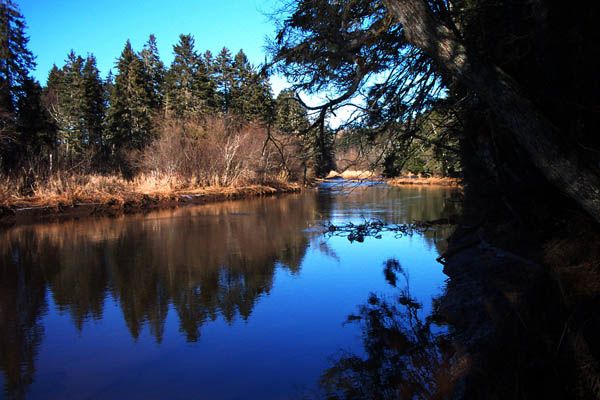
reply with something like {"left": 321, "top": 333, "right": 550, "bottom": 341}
{"left": 383, "top": 0, "right": 600, "bottom": 224}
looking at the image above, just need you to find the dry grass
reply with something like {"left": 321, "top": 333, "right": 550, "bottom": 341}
{"left": 388, "top": 175, "right": 462, "bottom": 187}
{"left": 324, "top": 170, "right": 462, "bottom": 186}
{"left": 1, "top": 116, "right": 303, "bottom": 216}
{"left": 0, "top": 172, "right": 299, "bottom": 211}
{"left": 325, "top": 170, "right": 379, "bottom": 180}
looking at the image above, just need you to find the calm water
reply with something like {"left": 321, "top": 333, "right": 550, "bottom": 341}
{"left": 0, "top": 182, "right": 458, "bottom": 399}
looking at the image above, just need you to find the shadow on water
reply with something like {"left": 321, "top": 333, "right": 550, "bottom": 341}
{"left": 0, "top": 183, "right": 460, "bottom": 399}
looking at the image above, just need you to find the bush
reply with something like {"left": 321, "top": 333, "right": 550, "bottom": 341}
{"left": 140, "top": 116, "right": 300, "bottom": 186}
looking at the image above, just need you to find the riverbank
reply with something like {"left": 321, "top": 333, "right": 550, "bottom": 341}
{"left": 325, "top": 170, "right": 379, "bottom": 180}
{"left": 325, "top": 170, "right": 462, "bottom": 186}
{"left": 0, "top": 174, "right": 301, "bottom": 226}
{"left": 388, "top": 176, "right": 462, "bottom": 187}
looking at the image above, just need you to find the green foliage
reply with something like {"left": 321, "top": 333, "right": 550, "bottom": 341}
{"left": 214, "top": 47, "right": 234, "bottom": 113}
{"left": 275, "top": 89, "right": 309, "bottom": 135}
{"left": 0, "top": 0, "right": 38, "bottom": 168}
{"left": 164, "top": 34, "right": 216, "bottom": 120}
{"left": 44, "top": 52, "right": 106, "bottom": 162}
{"left": 81, "top": 55, "right": 106, "bottom": 150}
{"left": 229, "top": 50, "right": 274, "bottom": 123}
{"left": 106, "top": 40, "right": 154, "bottom": 151}
{"left": 212, "top": 48, "right": 274, "bottom": 123}
{"left": 17, "top": 77, "right": 55, "bottom": 153}
{"left": 0, "top": 0, "right": 35, "bottom": 113}
{"left": 270, "top": 0, "right": 450, "bottom": 177}
{"left": 0, "top": 16, "right": 331, "bottom": 178}
{"left": 140, "top": 34, "right": 165, "bottom": 111}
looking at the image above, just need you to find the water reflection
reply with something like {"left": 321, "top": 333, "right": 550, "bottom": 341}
{"left": 0, "top": 184, "right": 458, "bottom": 399}
{"left": 320, "top": 259, "right": 452, "bottom": 400}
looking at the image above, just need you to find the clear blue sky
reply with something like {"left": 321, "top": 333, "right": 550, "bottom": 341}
{"left": 17, "top": 0, "right": 286, "bottom": 89}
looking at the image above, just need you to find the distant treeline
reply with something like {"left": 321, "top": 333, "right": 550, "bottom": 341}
{"left": 0, "top": 0, "right": 334, "bottom": 189}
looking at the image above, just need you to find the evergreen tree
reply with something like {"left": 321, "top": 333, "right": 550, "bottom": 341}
{"left": 203, "top": 50, "right": 214, "bottom": 74}
{"left": 0, "top": 0, "right": 35, "bottom": 114}
{"left": 106, "top": 40, "right": 154, "bottom": 153}
{"left": 103, "top": 69, "right": 114, "bottom": 102}
{"left": 275, "top": 89, "right": 333, "bottom": 177}
{"left": 17, "top": 77, "right": 55, "bottom": 153}
{"left": 164, "top": 34, "right": 216, "bottom": 120}
{"left": 275, "top": 89, "right": 313, "bottom": 180}
{"left": 274, "top": 89, "right": 309, "bottom": 136}
{"left": 140, "top": 34, "right": 165, "bottom": 111}
{"left": 43, "top": 64, "right": 62, "bottom": 103}
{"left": 61, "top": 51, "right": 86, "bottom": 155}
{"left": 0, "top": 0, "right": 37, "bottom": 167}
{"left": 214, "top": 47, "right": 234, "bottom": 114}
{"left": 45, "top": 51, "right": 98, "bottom": 160}
{"left": 229, "top": 50, "right": 273, "bottom": 123}
{"left": 202, "top": 50, "right": 221, "bottom": 109}
{"left": 81, "top": 55, "right": 106, "bottom": 150}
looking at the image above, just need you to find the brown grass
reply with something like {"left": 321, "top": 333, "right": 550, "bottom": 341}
{"left": 0, "top": 172, "right": 299, "bottom": 212}
{"left": 388, "top": 176, "right": 462, "bottom": 187}
{"left": 325, "top": 170, "right": 379, "bottom": 180}
{"left": 0, "top": 116, "right": 305, "bottom": 220}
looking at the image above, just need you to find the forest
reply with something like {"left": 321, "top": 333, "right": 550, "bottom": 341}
{"left": 1, "top": 0, "right": 600, "bottom": 398}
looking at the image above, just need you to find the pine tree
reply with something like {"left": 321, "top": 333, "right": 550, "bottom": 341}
{"left": 0, "top": 0, "right": 35, "bottom": 113}
{"left": 214, "top": 47, "right": 234, "bottom": 114}
{"left": 275, "top": 89, "right": 312, "bottom": 180}
{"left": 45, "top": 51, "right": 87, "bottom": 159}
{"left": 203, "top": 50, "right": 214, "bottom": 74}
{"left": 164, "top": 34, "right": 216, "bottom": 120}
{"left": 106, "top": 40, "right": 154, "bottom": 153}
{"left": 17, "top": 77, "right": 55, "bottom": 152}
{"left": 104, "top": 69, "right": 114, "bottom": 101}
{"left": 81, "top": 55, "right": 106, "bottom": 150}
{"left": 0, "top": 0, "right": 37, "bottom": 167}
{"left": 275, "top": 89, "right": 309, "bottom": 136}
{"left": 63, "top": 51, "right": 86, "bottom": 154}
{"left": 202, "top": 50, "right": 220, "bottom": 109}
{"left": 140, "top": 34, "right": 165, "bottom": 111}
{"left": 229, "top": 50, "right": 273, "bottom": 123}
{"left": 44, "top": 53, "right": 106, "bottom": 163}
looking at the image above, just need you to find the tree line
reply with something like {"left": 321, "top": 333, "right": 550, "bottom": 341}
{"left": 1, "top": 0, "right": 332, "bottom": 184}
{"left": 2, "top": 0, "right": 466, "bottom": 189}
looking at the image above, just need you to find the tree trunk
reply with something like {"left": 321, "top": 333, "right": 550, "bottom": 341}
{"left": 383, "top": 0, "right": 600, "bottom": 224}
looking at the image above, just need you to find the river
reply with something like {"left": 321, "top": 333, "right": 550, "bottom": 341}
{"left": 0, "top": 181, "right": 459, "bottom": 399}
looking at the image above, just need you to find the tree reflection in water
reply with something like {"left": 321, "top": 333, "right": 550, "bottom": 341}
{"left": 321, "top": 259, "right": 452, "bottom": 400}
{"left": 0, "top": 185, "right": 458, "bottom": 399}
{"left": 0, "top": 194, "right": 317, "bottom": 398}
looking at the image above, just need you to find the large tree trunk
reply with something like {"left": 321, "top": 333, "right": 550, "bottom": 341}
{"left": 383, "top": 0, "right": 600, "bottom": 224}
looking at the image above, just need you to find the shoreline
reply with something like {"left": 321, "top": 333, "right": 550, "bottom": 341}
{"left": 324, "top": 170, "right": 462, "bottom": 187}
{"left": 0, "top": 183, "right": 302, "bottom": 227}
{"left": 387, "top": 176, "right": 462, "bottom": 187}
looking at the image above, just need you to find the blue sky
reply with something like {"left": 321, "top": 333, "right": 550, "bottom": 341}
{"left": 18, "top": 0, "right": 288, "bottom": 91}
